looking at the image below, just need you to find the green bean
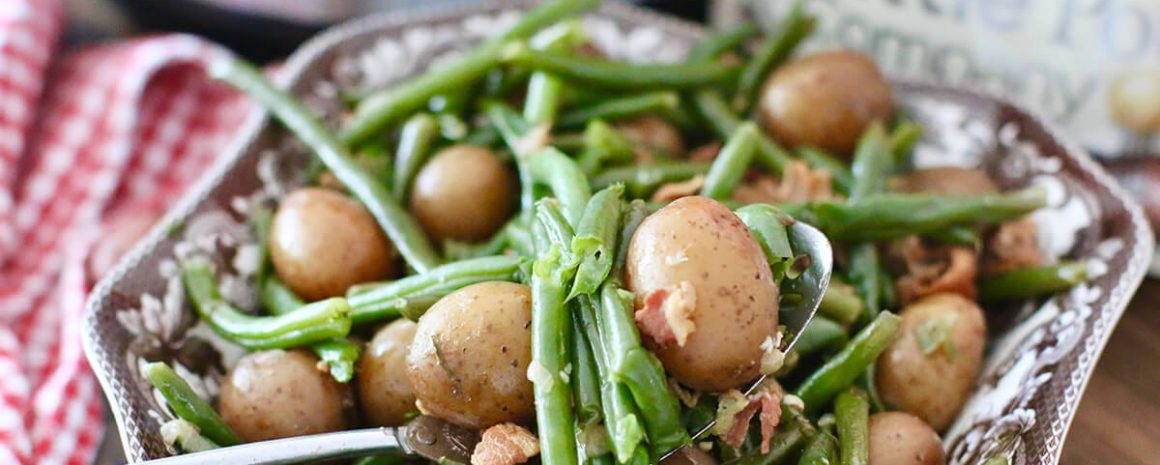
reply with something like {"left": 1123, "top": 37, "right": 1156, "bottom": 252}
{"left": 848, "top": 245, "right": 882, "bottom": 322}
{"left": 428, "top": 92, "right": 469, "bottom": 115}
{"left": 613, "top": 200, "right": 649, "bottom": 277}
{"left": 691, "top": 90, "right": 791, "bottom": 176}
{"left": 591, "top": 162, "right": 711, "bottom": 198}
{"left": 877, "top": 266, "right": 898, "bottom": 311}
{"left": 260, "top": 276, "right": 362, "bottom": 382}
{"left": 889, "top": 119, "right": 923, "bottom": 160}
{"left": 570, "top": 185, "right": 624, "bottom": 298}
{"left": 819, "top": 282, "right": 865, "bottom": 327}
{"left": 979, "top": 261, "right": 1088, "bottom": 301}
{"left": 848, "top": 122, "right": 892, "bottom": 202}
{"left": 799, "top": 189, "right": 1047, "bottom": 241}
{"left": 732, "top": 4, "right": 817, "bottom": 113}
{"left": 860, "top": 368, "right": 887, "bottom": 413}
{"left": 927, "top": 225, "right": 980, "bottom": 247}
{"left": 182, "top": 259, "right": 351, "bottom": 349}
{"left": 347, "top": 255, "right": 526, "bottom": 323}
{"left": 571, "top": 313, "right": 605, "bottom": 430}
{"left": 392, "top": 113, "right": 440, "bottom": 201}
{"left": 557, "top": 92, "right": 680, "bottom": 129}
{"left": 795, "top": 312, "right": 901, "bottom": 415}
{"left": 484, "top": 101, "right": 540, "bottom": 211}
{"left": 142, "top": 362, "right": 241, "bottom": 446}
{"left": 524, "top": 21, "right": 586, "bottom": 124}
{"left": 687, "top": 23, "right": 760, "bottom": 63}
{"left": 502, "top": 42, "right": 738, "bottom": 90}
{"left": 735, "top": 203, "right": 795, "bottom": 282}
{"left": 798, "top": 431, "right": 838, "bottom": 465}
{"left": 530, "top": 244, "right": 580, "bottom": 465}
{"left": 212, "top": 59, "right": 441, "bottom": 272}
{"left": 597, "top": 285, "right": 689, "bottom": 455}
{"left": 536, "top": 199, "right": 577, "bottom": 260}
{"left": 834, "top": 388, "right": 869, "bottom": 465}
{"left": 794, "top": 316, "right": 849, "bottom": 357}
{"left": 530, "top": 147, "right": 592, "bottom": 225}
{"left": 797, "top": 147, "right": 854, "bottom": 195}
{"left": 702, "top": 122, "right": 761, "bottom": 200}
{"left": 576, "top": 297, "right": 646, "bottom": 463}
{"left": 341, "top": 0, "right": 601, "bottom": 144}
{"left": 463, "top": 125, "right": 501, "bottom": 147}
{"left": 577, "top": 120, "right": 636, "bottom": 175}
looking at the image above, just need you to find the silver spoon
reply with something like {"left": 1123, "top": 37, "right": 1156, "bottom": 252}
{"left": 658, "top": 220, "right": 833, "bottom": 461}
{"left": 137, "top": 222, "right": 832, "bottom": 465}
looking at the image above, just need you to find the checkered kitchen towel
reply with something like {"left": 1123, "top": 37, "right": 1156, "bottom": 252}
{"left": 0, "top": 1, "right": 253, "bottom": 463}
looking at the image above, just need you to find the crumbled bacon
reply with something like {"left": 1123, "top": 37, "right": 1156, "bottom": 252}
{"left": 635, "top": 282, "right": 697, "bottom": 347}
{"left": 651, "top": 175, "right": 706, "bottom": 202}
{"left": 717, "top": 383, "right": 783, "bottom": 454}
{"left": 731, "top": 160, "right": 836, "bottom": 204}
{"left": 890, "top": 236, "right": 978, "bottom": 304}
{"left": 982, "top": 217, "right": 1044, "bottom": 276}
{"left": 688, "top": 142, "right": 723, "bottom": 163}
{"left": 471, "top": 423, "right": 540, "bottom": 465}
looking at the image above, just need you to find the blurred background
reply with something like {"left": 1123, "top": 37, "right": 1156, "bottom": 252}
{"left": 66, "top": 1, "right": 1157, "bottom": 464}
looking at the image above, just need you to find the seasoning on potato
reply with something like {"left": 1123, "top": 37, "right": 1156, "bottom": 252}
{"left": 876, "top": 293, "right": 986, "bottom": 431}
{"left": 406, "top": 281, "right": 535, "bottom": 429}
{"left": 868, "top": 411, "right": 946, "bottom": 465}
{"left": 758, "top": 50, "right": 894, "bottom": 157}
{"left": 409, "top": 144, "right": 517, "bottom": 243}
{"left": 219, "top": 349, "right": 351, "bottom": 442}
{"left": 358, "top": 319, "right": 419, "bottom": 427}
{"left": 626, "top": 196, "right": 780, "bottom": 392}
{"left": 269, "top": 187, "right": 396, "bottom": 301}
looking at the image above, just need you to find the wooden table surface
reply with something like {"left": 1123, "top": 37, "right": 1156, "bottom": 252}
{"left": 93, "top": 279, "right": 1160, "bottom": 464}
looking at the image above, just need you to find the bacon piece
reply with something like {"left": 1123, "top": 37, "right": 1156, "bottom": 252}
{"left": 717, "top": 383, "right": 783, "bottom": 454}
{"left": 890, "top": 236, "right": 978, "bottom": 304}
{"left": 651, "top": 175, "right": 706, "bottom": 203}
{"left": 688, "top": 142, "right": 723, "bottom": 163}
{"left": 635, "top": 282, "right": 697, "bottom": 347}
{"left": 471, "top": 423, "right": 540, "bottom": 465}
{"left": 731, "top": 160, "right": 837, "bottom": 205}
{"left": 982, "top": 217, "right": 1044, "bottom": 276}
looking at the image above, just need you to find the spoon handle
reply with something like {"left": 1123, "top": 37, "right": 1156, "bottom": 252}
{"left": 137, "top": 428, "right": 406, "bottom": 465}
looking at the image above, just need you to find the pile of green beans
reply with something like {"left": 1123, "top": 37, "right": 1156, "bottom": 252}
{"left": 160, "top": 1, "right": 1093, "bottom": 464}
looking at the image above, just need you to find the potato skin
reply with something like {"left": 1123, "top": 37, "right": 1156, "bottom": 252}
{"left": 617, "top": 116, "right": 686, "bottom": 158}
{"left": 891, "top": 168, "right": 998, "bottom": 196}
{"left": 270, "top": 188, "right": 395, "bottom": 301}
{"left": 868, "top": 412, "right": 945, "bottom": 465}
{"left": 220, "top": 349, "right": 351, "bottom": 442}
{"left": 758, "top": 50, "right": 893, "bottom": 158}
{"left": 876, "top": 293, "right": 986, "bottom": 431}
{"left": 406, "top": 282, "right": 535, "bottom": 429}
{"left": 358, "top": 319, "right": 419, "bottom": 427}
{"left": 625, "top": 196, "right": 779, "bottom": 392}
{"left": 409, "top": 145, "right": 517, "bottom": 242}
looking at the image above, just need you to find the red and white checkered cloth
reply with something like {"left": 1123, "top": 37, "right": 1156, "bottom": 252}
{"left": 0, "top": 1, "right": 253, "bottom": 463}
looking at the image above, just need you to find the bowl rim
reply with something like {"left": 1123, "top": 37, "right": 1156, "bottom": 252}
{"left": 82, "top": 0, "right": 1155, "bottom": 462}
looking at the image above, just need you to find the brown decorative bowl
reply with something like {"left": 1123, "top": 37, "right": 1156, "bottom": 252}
{"left": 82, "top": 1, "right": 1154, "bottom": 464}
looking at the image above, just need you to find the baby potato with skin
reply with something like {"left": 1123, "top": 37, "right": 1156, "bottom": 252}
{"left": 219, "top": 349, "right": 351, "bottom": 442}
{"left": 626, "top": 196, "right": 780, "bottom": 392}
{"left": 868, "top": 412, "right": 945, "bottom": 465}
{"left": 406, "top": 281, "right": 535, "bottom": 429}
{"left": 758, "top": 50, "right": 893, "bottom": 158}
{"left": 358, "top": 319, "right": 419, "bottom": 427}
{"left": 876, "top": 293, "right": 986, "bottom": 431}
{"left": 270, "top": 187, "right": 396, "bottom": 301}
{"left": 409, "top": 144, "right": 517, "bottom": 243}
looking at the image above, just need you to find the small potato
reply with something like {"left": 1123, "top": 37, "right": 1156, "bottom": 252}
{"left": 626, "top": 196, "right": 779, "bottom": 392}
{"left": 758, "top": 50, "right": 893, "bottom": 158}
{"left": 616, "top": 116, "right": 686, "bottom": 158}
{"left": 891, "top": 168, "right": 998, "bottom": 196}
{"left": 876, "top": 293, "right": 986, "bottom": 431}
{"left": 409, "top": 145, "right": 517, "bottom": 242}
{"left": 358, "top": 319, "right": 419, "bottom": 427}
{"left": 406, "top": 282, "right": 535, "bottom": 429}
{"left": 868, "top": 412, "right": 945, "bottom": 465}
{"left": 220, "top": 349, "right": 351, "bottom": 442}
{"left": 270, "top": 188, "right": 396, "bottom": 301}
